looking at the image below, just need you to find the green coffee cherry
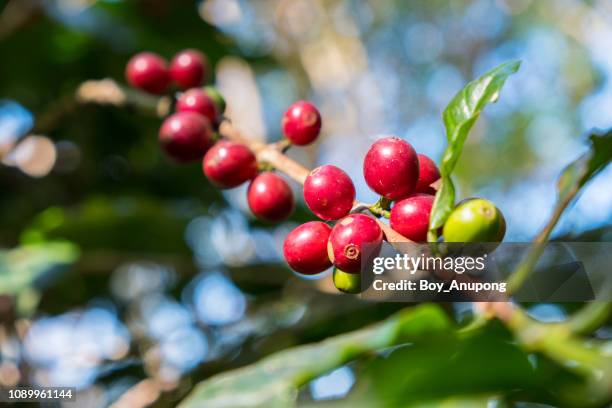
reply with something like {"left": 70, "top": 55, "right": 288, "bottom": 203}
{"left": 333, "top": 268, "right": 361, "bottom": 294}
{"left": 204, "top": 86, "right": 226, "bottom": 115}
{"left": 443, "top": 198, "right": 506, "bottom": 242}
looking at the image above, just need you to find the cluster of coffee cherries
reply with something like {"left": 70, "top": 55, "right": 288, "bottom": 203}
{"left": 284, "top": 137, "right": 432, "bottom": 292}
{"left": 124, "top": 50, "right": 505, "bottom": 295}
{"left": 283, "top": 136, "right": 505, "bottom": 294}
{"left": 124, "top": 51, "right": 321, "bottom": 222}
{"left": 126, "top": 49, "right": 223, "bottom": 162}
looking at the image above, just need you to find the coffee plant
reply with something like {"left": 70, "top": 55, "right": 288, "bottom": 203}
{"left": 62, "top": 50, "right": 612, "bottom": 407}
{"left": 0, "top": 40, "right": 612, "bottom": 407}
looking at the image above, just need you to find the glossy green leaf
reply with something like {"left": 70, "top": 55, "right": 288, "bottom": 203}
{"left": 429, "top": 61, "right": 521, "bottom": 240}
{"left": 440, "top": 60, "right": 521, "bottom": 174}
{"left": 178, "top": 305, "right": 451, "bottom": 408}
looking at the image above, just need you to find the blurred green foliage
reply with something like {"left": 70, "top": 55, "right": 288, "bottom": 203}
{"left": 0, "top": 241, "right": 78, "bottom": 295}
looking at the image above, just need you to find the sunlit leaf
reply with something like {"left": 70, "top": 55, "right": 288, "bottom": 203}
{"left": 429, "top": 61, "right": 521, "bottom": 239}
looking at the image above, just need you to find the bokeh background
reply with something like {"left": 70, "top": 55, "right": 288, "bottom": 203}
{"left": 0, "top": 0, "right": 611, "bottom": 406}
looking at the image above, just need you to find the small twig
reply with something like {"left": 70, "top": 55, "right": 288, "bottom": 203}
{"left": 218, "top": 121, "right": 310, "bottom": 184}
{"left": 274, "top": 138, "right": 293, "bottom": 153}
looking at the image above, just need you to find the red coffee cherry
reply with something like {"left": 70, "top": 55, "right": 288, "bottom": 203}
{"left": 170, "top": 49, "right": 208, "bottom": 89}
{"left": 282, "top": 101, "right": 322, "bottom": 145}
{"left": 247, "top": 172, "right": 294, "bottom": 222}
{"left": 363, "top": 136, "right": 419, "bottom": 200}
{"left": 176, "top": 88, "right": 218, "bottom": 125}
{"left": 328, "top": 214, "right": 383, "bottom": 273}
{"left": 283, "top": 221, "right": 332, "bottom": 275}
{"left": 203, "top": 141, "right": 258, "bottom": 188}
{"left": 390, "top": 194, "right": 434, "bottom": 242}
{"left": 159, "top": 112, "right": 214, "bottom": 162}
{"left": 125, "top": 52, "right": 170, "bottom": 94}
{"left": 303, "top": 165, "right": 356, "bottom": 220}
{"left": 414, "top": 154, "right": 441, "bottom": 195}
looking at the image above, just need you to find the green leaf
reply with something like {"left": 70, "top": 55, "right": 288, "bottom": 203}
{"left": 557, "top": 130, "right": 612, "bottom": 203}
{"left": 343, "top": 327, "right": 537, "bottom": 407}
{"left": 440, "top": 60, "right": 521, "bottom": 174}
{"left": 0, "top": 241, "right": 80, "bottom": 296}
{"left": 178, "top": 305, "right": 451, "bottom": 408}
{"left": 428, "top": 178, "right": 455, "bottom": 240}
{"left": 428, "top": 61, "right": 521, "bottom": 240}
